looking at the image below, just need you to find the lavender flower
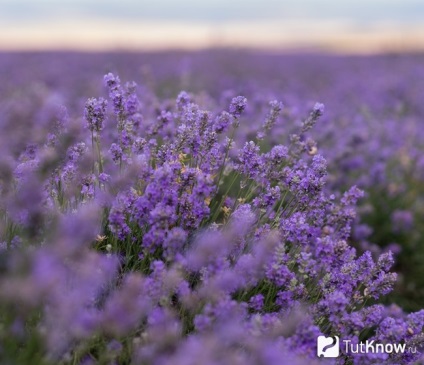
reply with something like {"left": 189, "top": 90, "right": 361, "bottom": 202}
{"left": 0, "top": 61, "right": 423, "bottom": 365}
{"left": 84, "top": 97, "right": 108, "bottom": 132}
{"left": 229, "top": 96, "right": 247, "bottom": 119}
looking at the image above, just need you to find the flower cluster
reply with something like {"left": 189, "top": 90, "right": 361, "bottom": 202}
{"left": 0, "top": 64, "right": 423, "bottom": 365}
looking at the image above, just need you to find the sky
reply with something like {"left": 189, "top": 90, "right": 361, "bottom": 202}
{"left": 0, "top": 0, "right": 423, "bottom": 52}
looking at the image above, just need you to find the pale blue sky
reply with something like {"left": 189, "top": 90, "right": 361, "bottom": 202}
{"left": 0, "top": 0, "right": 423, "bottom": 51}
{"left": 1, "top": 0, "right": 423, "bottom": 23}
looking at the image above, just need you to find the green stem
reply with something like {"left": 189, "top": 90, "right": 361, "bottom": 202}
{"left": 209, "top": 172, "right": 240, "bottom": 223}
{"left": 96, "top": 136, "right": 103, "bottom": 175}
{"left": 215, "top": 126, "right": 237, "bottom": 195}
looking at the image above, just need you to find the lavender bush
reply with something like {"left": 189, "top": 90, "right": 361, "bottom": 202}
{"left": 0, "top": 51, "right": 423, "bottom": 364}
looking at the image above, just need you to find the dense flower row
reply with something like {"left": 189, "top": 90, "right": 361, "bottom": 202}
{"left": 0, "top": 67, "right": 423, "bottom": 365}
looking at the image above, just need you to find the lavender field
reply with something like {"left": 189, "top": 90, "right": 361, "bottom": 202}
{"left": 0, "top": 50, "right": 424, "bottom": 364}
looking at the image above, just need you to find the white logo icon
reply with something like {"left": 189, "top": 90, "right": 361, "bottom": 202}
{"left": 317, "top": 335, "right": 340, "bottom": 358}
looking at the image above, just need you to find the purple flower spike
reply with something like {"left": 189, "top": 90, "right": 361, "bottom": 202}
{"left": 229, "top": 95, "right": 247, "bottom": 119}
